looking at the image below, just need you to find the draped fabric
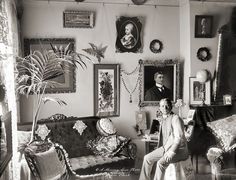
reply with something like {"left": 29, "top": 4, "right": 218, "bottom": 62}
{"left": 0, "top": 0, "right": 20, "bottom": 179}
{"left": 0, "top": 0, "right": 9, "bottom": 46}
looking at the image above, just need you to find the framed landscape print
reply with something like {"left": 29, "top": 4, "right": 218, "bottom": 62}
{"left": 189, "top": 77, "right": 211, "bottom": 105}
{"left": 94, "top": 64, "right": 120, "bottom": 117}
{"left": 115, "top": 16, "right": 142, "bottom": 53}
{"left": 63, "top": 11, "right": 95, "bottom": 28}
{"left": 139, "top": 59, "right": 180, "bottom": 106}
{"left": 24, "top": 38, "right": 76, "bottom": 93}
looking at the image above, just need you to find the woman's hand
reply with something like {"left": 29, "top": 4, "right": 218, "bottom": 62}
{"left": 164, "top": 151, "right": 176, "bottom": 162}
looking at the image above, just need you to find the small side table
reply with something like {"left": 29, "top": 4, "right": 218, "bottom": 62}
{"left": 132, "top": 138, "right": 158, "bottom": 169}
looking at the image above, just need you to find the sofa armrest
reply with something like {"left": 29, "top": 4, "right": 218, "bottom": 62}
{"left": 207, "top": 147, "right": 224, "bottom": 175}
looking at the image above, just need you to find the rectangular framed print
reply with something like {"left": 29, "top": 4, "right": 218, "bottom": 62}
{"left": 24, "top": 38, "right": 76, "bottom": 93}
{"left": 63, "top": 11, "right": 94, "bottom": 28}
{"left": 94, "top": 64, "right": 120, "bottom": 117}
{"left": 195, "top": 15, "right": 213, "bottom": 38}
{"left": 189, "top": 77, "right": 211, "bottom": 105}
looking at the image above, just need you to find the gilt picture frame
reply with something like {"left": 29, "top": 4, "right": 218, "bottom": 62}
{"left": 94, "top": 64, "right": 120, "bottom": 117}
{"left": 139, "top": 59, "right": 180, "bottom": 107}
{"left": 63, "top": 11, "right": 95, "bottom": 28}
{"left": 24, "top": 38, "right": 76, "bottom": 93}
{"left": 189, "top": 77, "right": 211, "bottom": 105}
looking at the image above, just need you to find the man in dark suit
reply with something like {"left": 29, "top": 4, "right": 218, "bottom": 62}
{"left": 145, "top": 71, "right": 172, "bottom": 101}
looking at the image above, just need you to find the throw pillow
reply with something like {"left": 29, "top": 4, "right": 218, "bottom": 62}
{"left": 17, "top": 131, "right": 31, "bottom": 152}
{"left": 96, "top": 118, "right": 117, "bottom": 136}
{"left": 34, "top": 146, "right": 66, "bottom": 180}
{"left": 86, "top": 135, "right": 130, "bottom": 157}
{"left": 207, "top": 115, "right": 236, "bottom": 151}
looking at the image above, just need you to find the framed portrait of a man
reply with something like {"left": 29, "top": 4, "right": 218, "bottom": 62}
{"left": 115, "top": 16, "right": 143, "bottom": 53}
{"left": 139, "top": 60, "right": 180, "bottom": 106}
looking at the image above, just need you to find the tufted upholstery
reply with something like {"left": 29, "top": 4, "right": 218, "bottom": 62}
{"left": 18, "top": 115, "right": 136, "bottom": 175}
{"left": 24, "top": 141, "right": 112, "bottom": 180}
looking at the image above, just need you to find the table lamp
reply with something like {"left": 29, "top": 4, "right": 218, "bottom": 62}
{"left": 196, "top": 69, "right": 209, "bottom": 106}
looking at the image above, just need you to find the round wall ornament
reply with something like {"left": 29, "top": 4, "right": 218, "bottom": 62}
{"left": 150, "top": 39, "right": 163, "bottom": 53}
{"left": 131, "top": 0, "right": 147, "bottom": 5}
{"left": 197, "top": 47, "right": 211, "bottom": 61}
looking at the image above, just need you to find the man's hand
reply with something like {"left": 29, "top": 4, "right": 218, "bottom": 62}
{"left": 164, "top": 151, "right": 176, "bottom": 162}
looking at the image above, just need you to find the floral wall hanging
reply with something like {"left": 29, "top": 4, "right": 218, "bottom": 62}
{"left": 94, "top": 64, "right": 120, "bottom": 117}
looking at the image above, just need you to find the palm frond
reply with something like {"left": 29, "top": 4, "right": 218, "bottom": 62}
{"left": 82, "top": 43, "right": 107, "bottom": 63}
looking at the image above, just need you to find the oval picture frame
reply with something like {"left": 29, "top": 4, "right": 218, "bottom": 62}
{"left": 150, "top": 39, "right": 163, "bottom": 53}
{"left": 197, "top": 47, "right": 211, "bottom": 61}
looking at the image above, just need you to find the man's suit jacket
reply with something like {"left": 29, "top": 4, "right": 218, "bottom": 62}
{"left": 157, "top": 113, "right": 188, "bottom": 161}
{"left": 144, "top": 85, "right": 172, "bottom": 101}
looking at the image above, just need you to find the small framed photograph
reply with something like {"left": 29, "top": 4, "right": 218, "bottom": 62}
{"left": 183, "top": 109, "right": 196, "bottom": 125}
{"left": 63, "top": 11, "right": 95, "bottom": 28}
{"left": 195, "top": 15, "right": 213, "bottom": 38}
{"left": 187, "top": 109, "right": 196, "bottom": 121}
{"left": 189, "top": 77, "right": 211, "bottom": 105}
{"left": 94, "top": 64, "right": 120, "bottom": 117}
{"left": 223, "top": 94, "right": 232, "bottom": 105}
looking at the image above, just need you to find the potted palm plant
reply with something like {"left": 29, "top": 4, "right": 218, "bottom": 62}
{"left": 15, "top": 42, "right": 90, "bottom": 143}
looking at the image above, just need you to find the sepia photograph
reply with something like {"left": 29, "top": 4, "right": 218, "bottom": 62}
{"left": 115, "top": 16, "right": 142, "bottom": 53}
{"left": 2, "top": 0, "right": 236, "bottom": 180}
{"left": 195, "top": 15, "right": 213, "bottom": 38}
{"left": 140, "top": 60, "right": 180, "bottom": 106}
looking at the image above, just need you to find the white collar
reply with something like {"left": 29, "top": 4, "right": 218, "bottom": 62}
{"left": 156, "top": 83, "right": 163, "bottom": 88}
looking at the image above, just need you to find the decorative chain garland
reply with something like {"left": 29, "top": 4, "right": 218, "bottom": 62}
{"left": 121, "top": 62, "right": 141, "bottom": 103}
{"left": 121, "top": 64, "right": 139, "bottom": 75}
{"left": 121, "top": 74, "right": 140, "bottom": 103}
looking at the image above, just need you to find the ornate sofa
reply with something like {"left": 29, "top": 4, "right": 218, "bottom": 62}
{"left": 18, "top": 114, "right": 137, "bottom": 176}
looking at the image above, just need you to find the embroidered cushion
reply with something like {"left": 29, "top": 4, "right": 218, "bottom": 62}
{"left": 17, "top": 131, "right": 31, "bottom": 152}
{"left": 34, "top": 146, "right": 66, "bottom": 180}
{"left": 207, "top": 115, "right": 236, "bottom": 151}
{"left": 86, "top": 135, "right": 130, "bottom": 157}
{"left": 96, "top": 118, "right": 117, "bottom": 136}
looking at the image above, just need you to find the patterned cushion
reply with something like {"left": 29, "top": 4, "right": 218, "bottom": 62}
{"left": 207, "top": 115, "right": 236, "bottom": 151}
{"left": 17, "top": 131, "right": 31, "bottom": 152}
{"left": 70, "top": 155, "right": 128, "bottom": 170}
{"left": 96, "top": 118, "right": 117, "bottom": 136}
{"left": 86, "top": 135, "right": 130, "bottom": 157}
{"left": 34, "top": 146, "right": 66, "bottom": 180}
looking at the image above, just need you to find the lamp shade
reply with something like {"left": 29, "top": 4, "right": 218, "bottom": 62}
{"left": 196, "top": 69, "right": 209, "bottom": 83}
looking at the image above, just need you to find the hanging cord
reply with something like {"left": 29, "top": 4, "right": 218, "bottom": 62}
{"left": 138, "top": 60, "right": 143, "bottom": 109}
{"left": 121, "top": 62, "right": 141, "bottom": 103}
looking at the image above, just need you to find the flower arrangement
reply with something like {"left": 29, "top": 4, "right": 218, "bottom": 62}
{"left": 98, "top": 72, "right": 113, "bottom": 111}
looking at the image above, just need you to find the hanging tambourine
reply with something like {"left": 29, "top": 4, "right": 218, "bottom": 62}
{"left": 150, "top": 39, "right": 163, "bottom": 53}
{"left": 131, "top": 0, "right": 147, "bottom": 5}
{"left": 197, "top": 47, "right": 211, "bottom": 61}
